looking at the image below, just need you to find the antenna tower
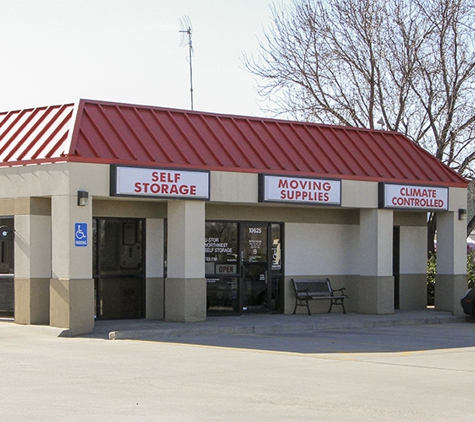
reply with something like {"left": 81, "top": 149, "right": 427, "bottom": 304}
{"left": 179, "top": 16, "right": 194, "bottom": 110}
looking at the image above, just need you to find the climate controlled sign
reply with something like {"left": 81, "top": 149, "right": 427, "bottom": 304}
{"left": 379, "top": 183, "right": 448, "bottom": 210}
{"left": 111, "top": 166, "right": 210, "bottom": 200}
{"left": 259, "top": 174, "right": 341, "bottom": 205}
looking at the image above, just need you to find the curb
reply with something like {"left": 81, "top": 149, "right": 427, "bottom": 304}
{"left": 106, "top": 313, "right": 467, "bottom": 341}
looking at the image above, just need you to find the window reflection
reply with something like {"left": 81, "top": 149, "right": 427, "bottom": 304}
{"left": 205, "top": 222, "right": 238, "bottom": 313}
{"left": 205, "top": 221, "right": 284, "bottom": 315}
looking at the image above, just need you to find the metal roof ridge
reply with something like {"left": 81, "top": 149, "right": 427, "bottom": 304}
{"left": 75, "top": 98, "right": 390, "bottom": 132}
{"left": 63, "top": 99, "right": 84, "bottom": 158}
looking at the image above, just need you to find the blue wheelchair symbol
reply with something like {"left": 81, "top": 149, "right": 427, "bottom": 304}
{"left": 75, "top": 223, "right": 88, "bottom": 247}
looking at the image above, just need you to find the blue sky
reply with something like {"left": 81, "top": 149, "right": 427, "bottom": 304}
{"left": 0, "top": 0, "right": 283, "bottom": 116}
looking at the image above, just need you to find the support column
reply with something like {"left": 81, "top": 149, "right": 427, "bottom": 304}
{"left": 14, "top": 198, "right": 51, "bottom": 325}
{"left": 165, "top": 200, "right": 206, "bottom": 322}
{"left": 50, "top": 194, "right": 94, "bottom": 336}
{"left": 435, "top": 211, "right": 467, "bottom": 316}
{"left": 398, "top": 226, "right": 427, "bottom": 310}
{"left": 145, "top": 218, "right": 165, "bottom": 319}
{"left": 358, "top": 209, "right": 394, "bottom": 314}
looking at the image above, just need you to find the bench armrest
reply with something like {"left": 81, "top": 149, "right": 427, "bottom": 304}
{"left": 332, "top": 287, "right": 347, "bottom": 295}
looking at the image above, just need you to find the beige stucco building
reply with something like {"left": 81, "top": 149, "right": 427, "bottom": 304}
{"left": 0, "top": 100, "right": 468, "bottom": 335}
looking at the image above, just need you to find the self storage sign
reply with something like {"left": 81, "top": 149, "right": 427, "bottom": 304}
{"left": 111, "top": 166, "right": 210, "bottom": 200}
{"left": 259, "top": 174, "right": 341, "bottom": 205}
{"left": 379, "top": 183, "right": 448, "bottom": 210}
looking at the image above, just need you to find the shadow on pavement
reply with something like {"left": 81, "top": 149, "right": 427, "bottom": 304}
{"left": 80, "top": 312, "right": 475, "bottom": 354}
{"left": 152, "top": 324, "right": 475, "bottom": 354}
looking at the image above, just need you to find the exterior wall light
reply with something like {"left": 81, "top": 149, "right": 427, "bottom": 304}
{"left": 0, "top": 225, "right": 14, "bottom": 240}
{"left": 458, "top": 208, "right": 467, "bottom": 220}
{"left": 77, "top": 190, "right": 89, "bottom": 206}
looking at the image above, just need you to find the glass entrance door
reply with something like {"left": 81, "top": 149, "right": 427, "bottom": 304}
{"left": 241, "top": 223, "right": 269, "bottom": 312}
{"left": 205, "top": 221, "right": 284, "bottom": 315}
{"left": 205, "top": 222, "right": 239, "bottom": 314}
{"left": 93, "top": 218, "right": 145, "bottom": 319}
{"left": 0, "top": 217, "right": 14, "bottom": 315}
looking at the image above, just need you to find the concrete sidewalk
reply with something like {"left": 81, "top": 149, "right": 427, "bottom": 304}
{"left": 82, "top": 308, "right": 467, "bottom": 340}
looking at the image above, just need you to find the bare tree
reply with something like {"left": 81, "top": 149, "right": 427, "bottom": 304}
{"left": 245, "top": 0, "right": 475, "bottom": 253}
{"left": 245, "top": 0, "right": 475, "bottom": 176}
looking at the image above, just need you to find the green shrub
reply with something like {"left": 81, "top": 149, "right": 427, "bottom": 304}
{"left": 427, "top": 254, "right": 436, "bottom": 306}
{"left": 467, "top": 251, "right": 475, "bottom": 288}
{"left": 427, "top": 252, "right": 475, "bottom": 305}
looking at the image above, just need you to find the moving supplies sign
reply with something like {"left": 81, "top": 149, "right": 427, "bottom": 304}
{"left": 111, "top": 166, "right": 210, "bottom": 199}
{"left": 259, "top": 174, "right": 341, "bottom": 205}
{"left": 379, "top": 183, "right": 448, "bottom": 210}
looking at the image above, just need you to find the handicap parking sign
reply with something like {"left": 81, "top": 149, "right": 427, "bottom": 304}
{"left": 75, "top": 223, "right": 88, "bottom": 247}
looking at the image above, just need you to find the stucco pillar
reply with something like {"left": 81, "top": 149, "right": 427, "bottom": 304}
{"left": 435, "top": 211, "right": 467, "bottom": 316}
{"left": 50, "top": 194, "right": 94, "bottom": 336}
{"left": 165, "top": 200, "right": 206, "bottom": 322}
{"left": 358, "top": 209, "right": 394, "bottom": 314}
{"left": 145, "top": 218, "right": 165, "bottom": 319}
{"left": 398, "top": 226, "right": 427, "bottom": 310}
{"left": 14, "top": 199, "right": 52, "bottom": 325}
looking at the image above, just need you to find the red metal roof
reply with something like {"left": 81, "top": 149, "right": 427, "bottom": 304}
{"left": 0, "top": 99, "right": 467, "bottom": 187}
{"left": 0, "top": 103, "right": 74, "bottom": 163}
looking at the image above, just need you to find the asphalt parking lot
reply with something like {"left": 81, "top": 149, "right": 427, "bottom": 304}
{"left": 1, "top": 317, "right": 475, "bottom": 421}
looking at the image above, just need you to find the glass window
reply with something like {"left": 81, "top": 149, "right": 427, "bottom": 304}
{"left": 271, "top": 223, "right": 282, "bottom": 271}
{"left": 0, "top": 218, "right": 14, "bottom": 274}
{"left": 205, "top": 222, "right": 238, "bottom": 275}
{"left": 205, "top": 222, "right": 239, "bottom": 314}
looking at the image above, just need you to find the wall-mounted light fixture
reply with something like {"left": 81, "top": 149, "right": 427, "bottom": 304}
{"left": 0, "top": 225, "right": 14, "bottom": 240}
{"left": 77, "top": 190, "right": 89, "bottom": 206}
{"left": 458, "top": 208, "right": 467, "bottom": 220}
